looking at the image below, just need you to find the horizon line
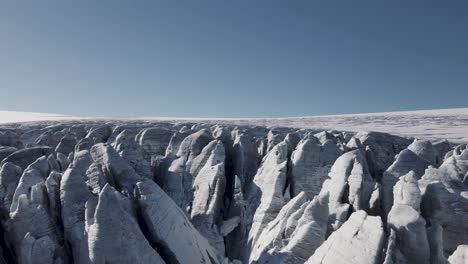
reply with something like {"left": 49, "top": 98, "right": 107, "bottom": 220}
{"left": 1, "top": 106, "right": 467, "bottom": 122}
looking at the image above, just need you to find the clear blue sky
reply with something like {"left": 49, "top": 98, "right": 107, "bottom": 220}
{"left": 1, "top": 1, "right": 467, "bottom": 118}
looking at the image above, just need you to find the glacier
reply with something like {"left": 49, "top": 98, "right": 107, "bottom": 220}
{"left": 0, "top": 109, "right": 466, "bottom": 263}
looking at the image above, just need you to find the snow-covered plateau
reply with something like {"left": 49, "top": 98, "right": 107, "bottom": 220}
{"left": 0, "top": 109, "right": 466, "bottom": 263}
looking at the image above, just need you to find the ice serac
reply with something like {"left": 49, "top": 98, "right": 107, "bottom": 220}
{"left": 356, "top": 131, "right": 411, "bottom": 178}
{"left": 136, "top": 179, "right": 221, "bottom": 264}
{"left": 76, "top": 137, "right": 94, "bottom": 152}
{"left": 56, "top": 152, "right": 70, "bottom": 171}
{"left": 382, "top": 148, "right": 430, "bottom": 216}
{"left": 320, "top": 149, "right": 375, "bottom": 232}
{"left": 108, "top": 125, "right": 140, "bottom": 144}
{"left": 448, "top": 245, "right": 468, "bottom": 264}
{"left": 34, "top": 130, "right": 65, "bottom": 149}
{"left": 9, "top": 157, "right": 50, "bottom": 213}
{"left": 8, "top": 157, "right": 65, "bottom": 263}
{"left": 1, "top": 147, "right": 53, "bottom": 170}
{"left": 0, "top": 162, "right": 22, "bottom": 217}
{"left": 55, "top": 133, "right": 77, "bottom": 156}
{"left": 86, "top": 184, "right": 165, "bottom": 264}
{"left": 19, "top": 233, "right": 56, "bottom": 264}
{"left": 247, "top": 140, "right": 289, "bottom": 253}
{"left": 277, "top": 193, "right": 329, "bottom": 263}
{"left": 0, "top": 130, "right": 22, "bottom": 148}
{"left": 284, "top": 132, "right": 301, "bottom": 153}
{"left": 164, "top": 129, "right": 193, "bottom": 158}
{"left": 85, "top": 125, "right": 112, "bottom": 143}
{"left": 162, "top": 129, "right": 213, "bottom": 211}
{"left": 253, "top": 192, "right": 330, "bottom": 264}
{"left": 266, "top": 128, "right": 286, "bottom": 153}
{"left": 45, "top": 170, "right": 62, "bottom": 226}
{"left": 433, "top": 139, "right": 452, "bottom": 159}
{"left": 407, "top": 139, "right": 440, "bottom": 165}
{"left": 305, "top": 210, "right": 385, "bottom": 264}
{"left": 392, "top": 171, "right": 422, "bottom": 211}
{"left": 136, "top": 127, "right": 173, "bottom": 161}
{"left": 89, "top": 143, "right": 141, "bottom": 195}
{"left": 152, "top": 129, "right": 191, "bottom": 186}
{"left": 444, "top": 143, "right": 467, "bottom": 158}
{"left": 290, "top": 136, "right": 341, "bottom": 199}
{"left": 47, "top": 154, "right": 60, "bottom": 172}
{"left": 60, "top": 150, "right": 94, "bottom": 264}
{"left": 113, "top": 129, "right": 151, "bottom": 179}
{"left": 420, "top": 152, "right": 468, "bottom": 255}
{"left": 249, "top": 192, "right": 308, "bottom": 262}
{"left": 190, "top": 140, "right": 226, "bottom": 254}
{"left": 386, "top": 172, "right": 430, "bottom": 264}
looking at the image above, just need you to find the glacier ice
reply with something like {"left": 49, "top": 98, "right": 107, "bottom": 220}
{"left": 0, "top": 119, "right": 466, "bottom": 264}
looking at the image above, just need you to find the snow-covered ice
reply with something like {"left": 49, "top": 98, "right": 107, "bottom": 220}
{"left": 1, "top": 108, "right": 467, "bottom": 142}
{"left": 0, "top": 109, "right": 467, "bottom": 263}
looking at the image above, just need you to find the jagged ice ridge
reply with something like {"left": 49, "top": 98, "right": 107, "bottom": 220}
{"left": 0, "top": 118, "right": 466, "bottom": 264}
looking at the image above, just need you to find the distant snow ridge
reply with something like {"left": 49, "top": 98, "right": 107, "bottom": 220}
{"left": 212, "top": 108, "right": 468, "bottom": 143}
{"left": 1, "top": 107, "right": 468, "bottom": 142}
{"left": 0, "top": 118, "right": 467, "bottom": 263}
{"left": 0, "top": 111, "right": 75, "bottom": 124}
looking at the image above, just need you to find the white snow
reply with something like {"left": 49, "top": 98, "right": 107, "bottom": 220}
{"left": 0, "top": 111, "right": 75, "bottom": 123}
{"left": 221, "top": 108, "right": 468, "bottom": 143}
{"left": 1, "top": 108, "right": 467, "bottom": 142}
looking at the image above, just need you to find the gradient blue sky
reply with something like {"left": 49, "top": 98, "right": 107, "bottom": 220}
{"left": 1, "top": 1, "right": 467, "bottom": 117}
